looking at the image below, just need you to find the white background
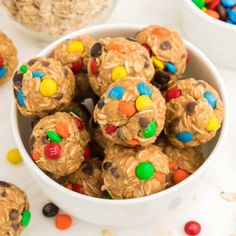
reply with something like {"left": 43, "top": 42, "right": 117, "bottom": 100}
{"left": 1, "top": 0, "right": 236, "bottom": 235}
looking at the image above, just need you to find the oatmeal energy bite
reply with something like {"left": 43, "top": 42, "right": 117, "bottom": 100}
{"left": 94, "top": 77, "right": 166, "bottom": 147}
{"left": 136, "top": 25, "right": 187, "bottom": 89}
{"left": 29, "top": 112, "right": 90, "bottom": 177}
{"left": 0, "top": 32, "right": 18, "bottom": 85}
{"left": 13, "top": 57, "right": 76, "bottom": 118}
{"left": 165, "top": 78, "right": 224, "bottom": 148}
{"left": 87, "top": 37, "right": 155, "bottom": 96}
{"left": 102, "top": 144, "right": 169, "bottom": 199}
{"left": 0, "top": 181, "right": 31, "bottom": 236}
{"left": 52, "top": 36, "right": 96, "bottom": 101}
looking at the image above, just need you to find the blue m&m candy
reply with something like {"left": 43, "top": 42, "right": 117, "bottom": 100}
{"left": 137, "top": 82, "right": 153, "bottom": 97}
{"left": 32, "top": 71, "right": 44, "bottom": 79}
{"left": 165, "top": 62, "right": 177, "bottom": 74}
{"left": 203, "top": 91, "right": 217, "bottom": 109}
{"left": 176, "top": 132, "right": 193, "bottom": 142}
{"left": 228, "top": 9, "right": 236, "bottom": 23}
{"left": 108, "top": 86, "right": 124, "bottom": 100}
{"left": 17, "top": 91, "right": 26, "bottom": 107}
{"left": 0, "top": 67, "right": 7, "bottom": 78}
{"left": 221, "top": 0, "right": 236, "bottom": 8}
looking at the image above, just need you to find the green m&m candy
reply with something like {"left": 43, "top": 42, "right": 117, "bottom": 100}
{"left": 19, "top": 65, "right": 28, "bottom": 74}
{"left": 142, "top": 121, "right": 157, "bottom": 138}
{"left": 21, "top": 210, "right": 31, "bottom": 227}
{"left": 192, "top": 0, "right": 205, "bottom": 9}
{"left": 47, "top": 131, "right": 62, "bottom": 143}
{"left": 135, "top": 162, "right": 155, "bottom": 180}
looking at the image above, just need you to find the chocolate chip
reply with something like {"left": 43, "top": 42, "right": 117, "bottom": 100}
{"left": 89, "top": 142, "right": 104, "bottom": 158}
{"left": 186, "top": 102, "right": 197, "bottom": 115}
{"left": 153, "top": 70, "right": 170, "bottom": 88}
{"left": 1, "top": 190, "right": 6, "bottom": 197}
{"left": 91, "top": 119, "right": 99, "bottom": 128}
{"left": 41, "top": 136, "right": 48, "bottom": 144}
{"left": 54, "top": 93, "right": 63, "bottom": 100}
{"left": 160, "top": 41, "right": 172, "bottom": 50}
{"left": 167, "top": 116, "right": 181, "bottom": 132}
{"left": 110, "top": 167, "right": 120, "bottom": 178}
{"left": 42, "top": 61, "right": 49, "bottom": 67}
{"left": 63, "top": 68, "right": 68, "bottom": 76}
{"left": 42, "top": 202, "right": 59, "bottom": 217}
{"left": 91, "top": 42, "right": 103, "bottom": 57}
{"left": 103, "top": 162, "right": 112, "bottom": 170}
{"left": 13, "top": 72, "right": 23, "bottom": 89}
{"left": 82, "top": 165, "right": 94, "bottom": 176}
{"left": 0, "top": 181, "right": 10, "bottom": 187}
{"left": 97, "top": 98, "right": 105, "bottom": 109}
{"left": 11, "top": 223, "right": 19, "bottom": 231}
{"left": 126, "top": 37, "right": 136, "bottom": 42}
{"left": 216, "top": 4, "right": 228, "bottom": 21}
{"left": 28, "top": 59, "right": 37, "bottom": 66}
{"left": 9, "top": 209, "right": 19, "bottom": 220}
{"left": 117, "top": 128, "right": 126, "bottom": 142}
{"left": 139, "top": 117, "right": 149, "bottom": 128}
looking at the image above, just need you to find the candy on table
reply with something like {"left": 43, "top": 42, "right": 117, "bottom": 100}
{"left": 102, "top": 143, "right": 169, "bottom": 199}
{"left": 52, "top": 36, "right": 96, "bottom": 101}
{"left": 184, "top": 220, "right": 202, "bottom": 235}
{"left": 29, "top": 112, "right": 90, "bottom": 177}
{"left": 42, "top": 202, "right": 59, "bottom": 217}
{"left": 0, "top": 32, "right": 18, "bottom": 85}
{"left": 192, "top": 0, "right": 236, "bottom": 24}
{"left": 6, "top": 148, "right": 22, "bottom": 164}
{"left": 87, "top": 37, "right": 154, "bottom": 96}
{"left": 164, "top": 78, "right": 224, "bottom": 148}
{"left": 93, "top": 77, "right": 166, "bottom": 147}
{"left": 135, "top": 25, "right": 187, "bottom": 89}
{"left": 55, "top": 214, "right": 72, "bottom": 230}
{"left": 13, "top": 57, "right": 76, "bottom": 118}
{"left": 0, "top": 181, "right": 30, "bottom": 235}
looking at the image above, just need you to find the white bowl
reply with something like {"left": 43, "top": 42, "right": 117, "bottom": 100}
{"left": 11, "top": 23, "right": 229, "bottom": 226}
{"left": 181, "top": 0, "right": 236, "bottom": 70}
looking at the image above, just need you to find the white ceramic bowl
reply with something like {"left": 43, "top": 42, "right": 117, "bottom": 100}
{"left": 181, "top": 0, "right": 236, "bottom": 70}
{"left": 11, "top": 24, "right": 229, "bottom": 226}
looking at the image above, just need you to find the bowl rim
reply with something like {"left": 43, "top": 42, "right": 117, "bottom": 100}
{"left": 183, "top": 0, "right": 236, "bottom": 30}
{"left": 11, "top": 23, "right": 229, "bottom": 206}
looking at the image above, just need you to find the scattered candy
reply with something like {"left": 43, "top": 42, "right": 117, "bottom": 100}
{"left": 44, "top": 142, "right": 61, "bottom": 160}
{"left": 118, "top": 101, "right": 136, "bottom": 116}
{"left": 19, "top": 65, "right": 27, "bottom": 74}
{"left": 105, "top": 124, "right": 118, "bottom": 134}
{"left": 173, "top": 169, "right": 190, "bottom": 184}
{"left": 90, "top": 58, "right": 99, "bottom": 75}
{"left": 142, "top": 121, "right": 157, "bottom": 138}
{"left": 203, "top": 91, "right": 217, "bottom": 108}
{"left": 137, "top": 82, "right": 153, "bottom": 97}
{"left": 0, "top": 66, "right": 7, "bottom": 77}
{"left": 42, "top": 202, "right": 59, "bottom": 217}
{"left": 7, "top": 148, "right": 22, "bottom": 164}
{"left": 108, "top": 86, "right": 124, "bottom": 100}
{"left": 55, "top": 214, "right": 72, "bottom": 230}
{"left": 151, "top": 56, "right": 165, "bottom": 69}
{"left": 206, "top": 115, "right": 220, "bottom": 131}
{"left": 17, "top": 90, "right": 26, "bottom": 107}
{"left": 135, "top": 161, "right": 155, "bottom": 180}
{"left": 67, "top": 40, "right": 84, "bottom": 53}
{"left": 165, "top": 87, "right": 181, "bottom": 101}
{"left": 21, "top": 210, "right": 31, "bottom": 227}
{"left": 126, "top": 139, "right": 139, "bottom": 147}
{"left": 184, "top": 220, "right": 201, "bottom": 235}
{"left": 56, "top": 122, "right": 69, "bottom": 138}
{"left": 47, "top": 131, "right": 62, "bottom": 143}
{"left": 176, "top": 131, "right": 193, "bottom": 142}
{"left": 71, "top": 60, "right": 84, "bottom": 74}
{"left": 135, "top": 95, "right": 153, "bottom": 111}
{"left": 111, "top": 66, "right": 128, "bottom": 82}
{"left": 32, "top": 151, "right": 41, "bottom": 161}
{"left": 193, "top": 0, "right": 205, "bottom": 8}
{"left": 91, "top": 42, "right": 103, "bottom": 57}
{"left": 32, "top": 71, "right": 44, "bottom": 79}
{"left": 40, "top": 78, "right": 57, "bottom": 97}
{"left": 165, "top": 62, "right": 177, "bottom": 74}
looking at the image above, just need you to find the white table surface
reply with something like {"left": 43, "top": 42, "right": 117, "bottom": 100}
{"left": 1, "top": 0, "right": 236, "bottom": 235}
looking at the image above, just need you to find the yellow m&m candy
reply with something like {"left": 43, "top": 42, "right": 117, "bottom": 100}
{"left": 67, "top": 40, "right": 84, "bottom": 53}
{"left": 111, "top": 66, "right": 128, "bottom": 82}
{"left": 40, "top": 78, "right": 58, "bottom": 97}
{"left": 151, "top": 56, "right": 165, "bottom": 70}
{"left": 136, "top": 95, "right": 153, "bottom": 111}
{"left": 206, "top": 115, "right": 220, "bottom": 131}
{"left": 7, "top": 148, "right": 22, "bottom": 164}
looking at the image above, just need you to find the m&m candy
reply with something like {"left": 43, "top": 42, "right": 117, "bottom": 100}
{"left": 40, "top": 78, "right": 58, "bottom": 97}
{"left": 135, "top": 95, "right": 153, "bottom": 111}
{"left": 111, "top": 66, "right": 128, "bottom": 82}
{"left": 108, "top": 86, "right": 124, "bottom": 100}
{"left": 135, "top": 162, "right": 155, "bottom": 180}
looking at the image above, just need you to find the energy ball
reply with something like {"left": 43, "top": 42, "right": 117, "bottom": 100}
{"left": 0, "top": 31, "right": 18, "bottom": 85}
{"left": 102, "top": 144, "right": 169, "bottom": 199}
{"left": 52, "top": 36, "right": 96, "bottom": 101}
{"left": 164, "top": 78, "right": 224, "bottom": 148}
{"left": 136, "top": 25, "right": 187, "bottom": 89}
{"left": 65, "top": 157, "right": 103, "bottom": 198}
{"left": 0, "top": 181, "right": 31, "bottom": 235}
{"left": 29, "top": 112, "right": 90, "bottom": 177}
{"left": 94, "top": 77, "right": 166, "bottom": 147}
{"left": 87, "top": 37, "right": 155, "bottom": 96}
{"left": 13, "top": 57, "right": 76, "bottom": 118}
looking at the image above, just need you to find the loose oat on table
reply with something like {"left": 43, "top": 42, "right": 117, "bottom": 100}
{"left": 220, "top": 191, "right": 236, "bottom": 202}
{"left": 0, "top": 181, "right": 30, "bottom": 236}
{"left": 13, "top": 57, "right": 76, "bottom": 118}
{"left": 0, "top": 32, "right": 18, "bottom": 85}
{"left": 87, "top": 37, "right": 155, "bottom": 96}
{"left": 102, "top": 144, "right": 169, "bottom": 199}
{"left": 29, "top": 112, "right": 90, "bottom": 177}
{"left": 2, "top": 0, "right": 113, "bottom": 37}
{"left": 135, "top": 25, "right": 187, "bottom": 90}
{"left": 94, "top": 77, "right": 166, "bottom": 147}
{"left": 52, "top": 36, "right": 96, "bottom": 101}
{"left": 164, "top": 78, "right": 224, "bottom": 148}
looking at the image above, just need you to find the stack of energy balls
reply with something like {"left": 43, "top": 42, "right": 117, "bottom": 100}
{"left": 13, "top": 25, "right": 224, "bottom": 200}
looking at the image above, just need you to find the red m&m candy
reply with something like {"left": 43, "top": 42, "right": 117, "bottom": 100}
{"left": 184, "top": 220, "right": 201, "bottom": 235}
{"left": 90, "top": 58, "right": 99, "bottom": 75}
{"left": 44, "top": 142, "right": 61, "bottom": 160}
{"left": 165, "top": 87, "right": 181, "bottom": 101}
{"left": 74, "top": 118, "right": 84, "bottom": 131}
{"left": 0, "top": 56, "right": 4, "bottom": 67}
{"left": 105, "top": 124, "right": 118, "bottom": 134}
{"left": 83, "top": 146, "right": 91, "bottom": 160}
